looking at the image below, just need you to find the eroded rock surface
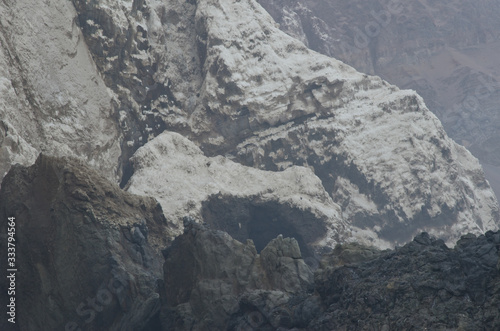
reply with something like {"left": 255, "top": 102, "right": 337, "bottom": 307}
{"left": 259, "top": 0, "right": 500, "bottom": 196}
{"left": 126, "top": 131, "right": 348, "bottom": 250}
{"left": 1, "top": 0, "right": 498, "bottom": 248}
{"left": 122, "top": 0, "right": 498, "bottom": 247}
{"left": 0, "top": 0, "right": 122, "bottom": 181}
{"left": 0, "top": 155, "right": 172, "bottom": 331}
{"left": 160, "top": 223, "right": 500, "bottom": 330}
{"left": 0, "top": 155, "right": 498, "bottom": 331}
{"left": 1, "top": 0, "right": 499, "bottom": 330}
{"left": 160, "top": 220, "right": 315, "bottom": 330}
{"left": 314, "top": 231, "right": 500, "bottom": 330}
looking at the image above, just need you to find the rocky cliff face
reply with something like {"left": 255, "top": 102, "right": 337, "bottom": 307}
{"left": 2, "top": 157, "right": 498, "bottom": 330}
{"left": 0, "top": 0, "right": 122, "bottom": 181}
{"left": 161, "top": 220, "right": 315, "bottom": 330}
{"left": 1, "top": 0, "right": 500, "bottom": 329}
{"left": 259, "top": 0, "right": 500, "bottom": 195}
{"left": 128, "top": 0, "right": 499, "bottom": 246}
{"left": 314, "top": 231, "right": 500, "bottom": 330}
{"left": 125, "top": 131, "right": 348, "bottom": 252}
{"left": 1, "top": 0, "right": 498, "bottom": 248}
{"left": 161, "top": 221, "right": 500, "bottom": 330}
{"left": 0, "top": 155, "right": 172, "bottom": 330}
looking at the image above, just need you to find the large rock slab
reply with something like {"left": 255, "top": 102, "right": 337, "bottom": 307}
{"left": 0, "top": 155, "right": 172, "bottom": 330}
{"left": 259, "top": 0, "right": 500, "bottom": 195}
{"left": 126, "top": 131, "right": 347, "bottom": 251}
{"left": 159, "top": 220, "right": 500, "bottom": 330}
{"left": 160, "top": 220, "right": 315, "bottom": 330}
{"left": 124, "top": 0, "right": 499, "bottom": 247}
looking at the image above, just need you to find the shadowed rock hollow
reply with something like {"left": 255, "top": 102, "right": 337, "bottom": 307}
{"left": 201, "top": 195, "right": 327, "bottom": 257}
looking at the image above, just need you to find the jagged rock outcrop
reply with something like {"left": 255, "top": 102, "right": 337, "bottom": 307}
{"left": 0, "top": 121, "right": 38, "bottom": 181}
{"left": 2, "top": 0, "right": 499, "bottom": 252}
{"left": 1, "top": 0, "right": 498, "bottom": 247}
{"left": 0, "top": 155, "right": 498, "bottom": 330}
{"left": 313, "top": 231, "right": 500, "bottom": 330}
{"left": 0, "top": 155, "right": 172, "bottom": 331}
{"left": 123, "top": 0, "right": 498, "bottom": 246}
{"left": 1, "top": 0, "right": 500, "bottom": 330}
{"left": 259, "top": 0, "right": 500, "bottom": 195}
{"left": 160, "top": 222, "right": 500, "bottom": 330}
{"left": 160, "top": 220, "right": 315, "bottom": 330}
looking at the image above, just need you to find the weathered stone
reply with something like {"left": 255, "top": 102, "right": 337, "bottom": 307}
{"left": 1, "top": 0, "right": 498, "bottom": 251}
{"left": 260, "top": 235, "right": 314, "bottom": 293}
{"left": 0, "top": 155, "right": 172, "bottom": 330}
{"left": 160, "top": 223, "right": 500, "bottom": 330}
{"left": 0, "top": 0, "right": 122, "bottom": 181}
{"left": 160, "top": 222, "right": 313, "bottom": 330}
{"left": 126, "top": 131, "right": 346, "bottom": 250}
{"left": 259, "top": 0, "right": 500, "bottom": 198}
{"left": 313, "top": 232, "right": 500, "bottom": 330}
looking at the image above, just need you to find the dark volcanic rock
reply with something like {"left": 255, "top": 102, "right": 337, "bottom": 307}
{"left": 0, "top": 155, "right": 173, "bottom": 331}
{"left": 1, "top": 158, "right": 499, "bottom": 331}
{"left": 313, "top": 232, "right": 500, "bottom": 330}
{"left": 160, "top": 219, "right": 314, "bottom": 331}
{"left": 160, "top": 223, "right": 500, "bottom": 330}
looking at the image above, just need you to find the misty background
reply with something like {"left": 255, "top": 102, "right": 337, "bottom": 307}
{"left": 260, "top": 0, "right": 500, "bottom": 198}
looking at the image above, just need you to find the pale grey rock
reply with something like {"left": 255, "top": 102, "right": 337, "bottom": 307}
{"left": 0, "top": 0, "right": 122, "bottom": 181}
{"left": 259, "top": 0, "right": 500, "bottom": 193}
{"left": 126, "top": 131, "right": 348, "bottom": 248}
{"left": 0, "top": 0, "right": 497, "bottom": 252}
{"left": 0, "top": 120, "right": 38, "bottom": 182}
{"left": 117, "top": 0, "right": 500, "bottom": 248}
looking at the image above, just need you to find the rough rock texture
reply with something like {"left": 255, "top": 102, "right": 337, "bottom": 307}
{"left": 259, "top": 0, "right": 500, "bottom": 195}
{"left": 1, "top": 0, "right": 500, "bottom": 329}
{"left": 0, "top": 155, "right": 498, "bottom": 330}
{"left": 160, "top": 220, "right": 315, "bottom": 331}
{"left": 0, "top": 155, "right": 172, "bottom": 331}
{"left": 483, "top": 163, "right": 500, "bottom": 200}
{"left": 313, "top": 231, "right": 500, "bottom": 330}
{"left": 121, "top": 0, "right": 498, "bottom": 247}
{"left": 160, "top": 223, "right": 500, "bottom": 330}
{"left": 126, "top": 131, "right": 348, "bottom": 250}
{"left": 0, "top": 121, "right": 38, "bottom": 183}
{"left": 1, "top": 0, "right": 498, "bottom": 247}
{"left": 0, "top": 0, "right": 122, "bottom": 181}
{"left": 73, "top": 0, "right": 498, "bottom": 246}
